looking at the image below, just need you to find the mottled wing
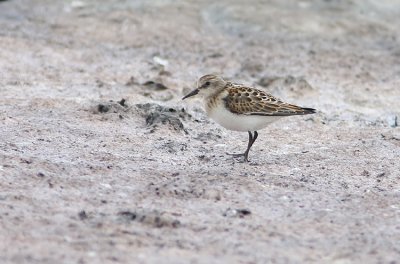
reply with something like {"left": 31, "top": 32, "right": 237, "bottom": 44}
{"left": 224, "top": 84, "right": 315, "bottom": 116}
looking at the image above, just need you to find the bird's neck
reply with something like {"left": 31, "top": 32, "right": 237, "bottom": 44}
{"left": 204, "top": 85, "right": 227, "bottom": 101}
{"left": 204, "top": 88, "right": 228, "bottom": 111}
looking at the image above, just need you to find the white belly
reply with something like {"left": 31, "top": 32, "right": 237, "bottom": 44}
{"left": 206, "top": 102, "right": 282, "bottom": 132}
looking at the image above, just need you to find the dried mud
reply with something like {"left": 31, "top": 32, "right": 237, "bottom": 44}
{"left": 1, "top": 0, "right": 400, "bottom": 263}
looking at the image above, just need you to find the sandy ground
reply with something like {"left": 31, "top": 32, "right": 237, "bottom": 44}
{"left": 1, "top": 0, "right": 400, "bottom": 263}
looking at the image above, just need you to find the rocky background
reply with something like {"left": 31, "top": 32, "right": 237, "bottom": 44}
{"left": 1, "top": 0, "right": 399, "bottom": 263}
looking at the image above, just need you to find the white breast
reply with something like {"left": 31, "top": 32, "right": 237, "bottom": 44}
{"left": 205, "top": 100, "right": 282, "bottom": 132}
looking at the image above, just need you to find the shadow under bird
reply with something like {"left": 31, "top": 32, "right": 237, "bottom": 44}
{"left": 182, "top": 74, "right": 316, "bottom": 162}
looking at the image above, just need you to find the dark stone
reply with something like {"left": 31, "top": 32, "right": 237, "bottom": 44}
{"left": 118, "top": 98, "right": 126, "bottom": 107}
{"left": 143, "top": 80, "right": 168, "bottom": 91}
{"left": 97, "top": 104, "right": 109, "bottom": 113}
{"left": 78, "top": 210, "right": 88, "bottom": 220}
{"left": 118, "top": 211, "right": 137, "bottom": 221}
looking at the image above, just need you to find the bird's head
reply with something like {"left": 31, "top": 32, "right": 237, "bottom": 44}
{"left": 182, "top": 74, "right": 226, "bottom": 100}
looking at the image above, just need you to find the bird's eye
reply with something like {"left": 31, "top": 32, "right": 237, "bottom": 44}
{"left": 204, "top": 81, "right": 210, "bottom": 87}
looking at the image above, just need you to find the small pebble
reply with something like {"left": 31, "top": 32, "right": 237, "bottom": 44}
{"left": 387, "top": 114, "right": 398, "bottom": 128}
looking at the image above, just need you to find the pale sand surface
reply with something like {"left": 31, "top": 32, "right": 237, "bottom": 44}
{"left": 1, "top": 1, "right": 400, "bottom": 263}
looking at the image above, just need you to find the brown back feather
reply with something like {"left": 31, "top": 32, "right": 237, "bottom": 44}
{"left": 224, "top": 83, "right": 315, "bottom": 116}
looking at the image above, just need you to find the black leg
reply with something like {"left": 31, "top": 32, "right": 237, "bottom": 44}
{"left": 226, "top": 131, "right": 259, "bottom": 162}
{"left": 253, "top": 131, "right": 258, "bottom": 144}
{"left": 243, "top": 131, "right": 253, "bottom": 162}
{"left": 243, "top": 131, "right": 258, "bottom": 162}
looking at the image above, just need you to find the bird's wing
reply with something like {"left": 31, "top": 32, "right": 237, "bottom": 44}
{"left": 224, "top": 84, "right": 315, "bottom": 116}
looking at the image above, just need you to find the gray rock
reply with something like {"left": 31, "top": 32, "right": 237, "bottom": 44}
{"left": 387, "top": 114, "right": 398, "bottom": 128}
{"left": 135, "top": 103, "right": 190, "bottom": 133}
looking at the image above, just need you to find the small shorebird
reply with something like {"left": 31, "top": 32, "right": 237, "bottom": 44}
{"left": 182, "top": 74, "right": 316, "bottom": 162}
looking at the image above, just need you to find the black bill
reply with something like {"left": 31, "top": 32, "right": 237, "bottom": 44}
{"left": 182, "top": 89, "right": 199, "bottom": 100}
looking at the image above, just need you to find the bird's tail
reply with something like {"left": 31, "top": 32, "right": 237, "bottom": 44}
{"left": 301, "top": 107, "right": 316, "bottom": 114}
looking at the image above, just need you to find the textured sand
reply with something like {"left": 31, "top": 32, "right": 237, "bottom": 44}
{"left": 1, "top": 0, "right": 399, "bottom": 263}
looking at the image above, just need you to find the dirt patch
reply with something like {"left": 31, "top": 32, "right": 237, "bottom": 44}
{"left": 0, "top": 0, "right": 399, "bottom": 263}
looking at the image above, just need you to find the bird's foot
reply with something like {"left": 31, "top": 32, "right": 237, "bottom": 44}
{"left": 226, "top": 152, "right": 249, "bottom": 162}
{"left": 226, "top": 152, "right": 244, "bottom": 157}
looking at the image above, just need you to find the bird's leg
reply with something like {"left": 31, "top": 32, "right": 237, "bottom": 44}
{"left": 243, "top": 131, "right": 258, "bottom": 162}
{"left": 226, "top": 131, "right": 258, "bottom": 162}
{"left": 226, "top": 131, "right": 253, "bottom": 159}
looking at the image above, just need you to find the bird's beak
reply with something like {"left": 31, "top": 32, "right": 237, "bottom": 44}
{"left": 182, "top": 88, "right": 199, "bottom": 100}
